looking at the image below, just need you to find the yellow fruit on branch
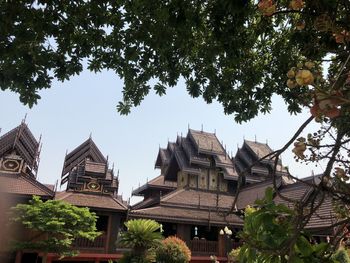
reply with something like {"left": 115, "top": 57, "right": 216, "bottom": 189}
{"left": 289, "top": 0, "right": 304, "bottom": 10}
{"left": 287, "top": 69, "right": 296, "bottom": 78}
{"left": 295, "top": 69, "right": 314, "bottom": 86}
{"left": 287, "top": 79, "right": 297, "bottom": 89}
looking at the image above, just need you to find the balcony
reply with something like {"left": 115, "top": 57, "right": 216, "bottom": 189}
{"left": 188, "top": 239, "right": 218, "bottom": 256}
{"left": 73, "top": 233, "right": 107, "bottom": 251}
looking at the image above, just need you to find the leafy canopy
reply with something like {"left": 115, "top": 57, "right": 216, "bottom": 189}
{"left": 10, "top": 196, "right": 100, "bottom": 258}
{"left": 2, "top": 0, "right": 349, "bottom": 122}
{"left": 239, "top": 188, "right": 334, "bottom": 263}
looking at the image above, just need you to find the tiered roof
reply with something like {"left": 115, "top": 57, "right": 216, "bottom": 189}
{"left": 157, "top": 129, "right": 238, "bottom": 182}
{"left": 0, "top": 122, "right": 40, "bottom": 175}
{"left": 0, "top": 123, "right": 54, "bottom": 198}
{"left": 58, "top": 138, "right": 127, "bottom": 212}
{"left": 130, "top": 188, "right": 243, "bottom": 226}
{"left": 235, "top": 140, "right": 291, "bottom": 183}
{"left": 60, "top": 138, "right": 119, "bottom": 195}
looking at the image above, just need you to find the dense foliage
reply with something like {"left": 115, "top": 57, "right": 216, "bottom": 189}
{"left": 1, "top": 0, "right": 348, "bottom": 122}
{"left": 3, "top": 1, "right": 350, "bottom": 262}
{"left": 239, "top": 188, "right": 334, "bottom": 262}
{"left": 118, "top": 219, "right": 163, "bottom": 263}
{"left": 156, "top": 236, "right": 191, "bottom": 263}
{"left": 10, "top": 196, "right": 100, "bottom": 262}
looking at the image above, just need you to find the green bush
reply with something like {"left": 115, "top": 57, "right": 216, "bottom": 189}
{"left": 332, "top": 249, "right": 350, "bottom": 263}
{"left": 118, "top": 219, "right": 163, "bottom": 263}
{"left": 228, "top": 247, "right": 240, "bottom": 263}
{"left": 155, "top": 236, "right": 191, "bottom": 263}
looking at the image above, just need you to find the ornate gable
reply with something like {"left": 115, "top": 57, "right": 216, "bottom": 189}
{"left": 0, "top": 122, "right": 40, "bottom": 177}
{"left": 61, "top": 138, "right": 119, "bottom": 196}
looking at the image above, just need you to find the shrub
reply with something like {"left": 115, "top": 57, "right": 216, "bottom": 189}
{"left": 228, "top": 247, "right": 240, "bottom": 263}
{"left": 118, "top": 219, "right": 163, "bottom": 263}
{"left": 332, "top": 249, "right": 350, "bottom": 263}
{"left": 156, "top": 236, "right": 191, "bottom": 263}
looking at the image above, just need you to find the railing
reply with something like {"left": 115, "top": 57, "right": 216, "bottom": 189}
{"left": 188, "top": 239, "right": 218, "bottom": 255}
{"left": 73, "top": 233, "right": 106, "bottom": 249}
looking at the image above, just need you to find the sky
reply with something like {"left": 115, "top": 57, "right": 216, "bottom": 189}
{"left": 0, "top": 69, "right": 323, "bottom": 203}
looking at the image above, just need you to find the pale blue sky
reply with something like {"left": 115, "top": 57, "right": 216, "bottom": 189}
{"left": 0, "top": 69, "right": 322, "bottom": 202}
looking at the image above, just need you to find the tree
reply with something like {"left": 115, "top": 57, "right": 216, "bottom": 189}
{"left": 118, "top": 219, "right": 163, "bottom": 263}
{"left": 3, "top": 0, "right": 350, "bottom": 261}
{"left": 10, "top": 196, "right": 100, "bottom": 263}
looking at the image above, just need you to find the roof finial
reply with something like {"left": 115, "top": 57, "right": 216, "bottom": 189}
{"left": 188, "top": 123, "right": 190, "bottom": 131}
{"left": 22, "top": 113, "right": 28, "bottom": 124}
{"left": 201, "top": 124, "right": 203, "bottom": 132}
{"left": 266, "top": 139, "right": 268, "bottom": 145}
{"left": 112, "top": 162, "right": 115, "bottom": 171}
{"left": 89, "top": 132, "right": 92, "bottom": 139}
{"left": 214, "top": 129, "right": 216, "bottom": 135}
{"left": 255, "top": 135, "right": 257, "bottom": 142}
{"left": 0, "top": 127, "right": 2, "bottom": 136}
{"left": 117, "top": 169, "right": 120, "bottom": 178}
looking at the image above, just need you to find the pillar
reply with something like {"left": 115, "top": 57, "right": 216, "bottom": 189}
{"left": 15, "top": 251, "right": 22, "bottom": 263}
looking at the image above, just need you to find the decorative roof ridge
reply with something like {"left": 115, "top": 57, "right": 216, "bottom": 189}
{"left": 188, "top": 128, "right": 216, "bottom": 135}
{"left": 111, "top": 195, "right": 128, "bottom": 209}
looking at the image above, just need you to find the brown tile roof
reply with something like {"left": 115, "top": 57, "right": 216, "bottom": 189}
{"left": 0, "top": 172, "right": 54, "bottom": 197}
{"left": 244, "top": 140, "right": 273, "bottom": 158}
{"left": 236, "top": 179, "right": 275, "bottom": 209}
{"left": 132, "top": 197, "right": 160, "bottom": 209}
{"left": 55, "top": 191, "right": 127, "bottom": 211}
{"left": 132, "top": 175, "right": 177, "bottom": 196}
{"left": 274, "top": 181, "right": 337, "bottom": 230}
{"left": 161, "top": 188, "right": 235, "bottom": 210}
{"left": 129, "top": 205, "right": 243, "bottom": 226}
{"left": 188, "top": 129, "right": 225, "bottom": 155}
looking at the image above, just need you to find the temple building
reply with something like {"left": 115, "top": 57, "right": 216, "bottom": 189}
{"left": 0, "top": 124, "right": 338, "bottom": 263}
{"left": 130, "top": 129, "right": 292, "bottom": 257}
{"left": 53, "top": 138, "right": 128, "bottom": 262}
{"left": 0, "top": 122, "right": 55, "bottom": 263}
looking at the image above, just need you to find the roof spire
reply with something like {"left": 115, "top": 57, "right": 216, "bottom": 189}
{"left": 255, "top": 135, "right": 257, "bottom": 142}
{"left": 22, "top": 113, "right": 28, "bottom": 124}
{"left": 188, "top": 123, "right": 190, "bottom": 131}
{"left": 201, "top": 124, "right": 203, "bottom": 132}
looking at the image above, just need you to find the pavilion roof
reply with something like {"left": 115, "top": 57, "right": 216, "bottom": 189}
{"left": 0, "top": 123, "right": 40, "bottom": 172}
{"left": 55, "top": 191, "right": 127, "bottom": 211}
{"left": 129, "top": 205, "right": 243, "bottom": 226}
{"left": 61, "top": 138, "right": 107, "bottom": 184}
{"left": 132, "top": 175, "right": 177, "bottom": 196}
{"left": 0, "top": 172, "right": 54, "bottom": 198}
